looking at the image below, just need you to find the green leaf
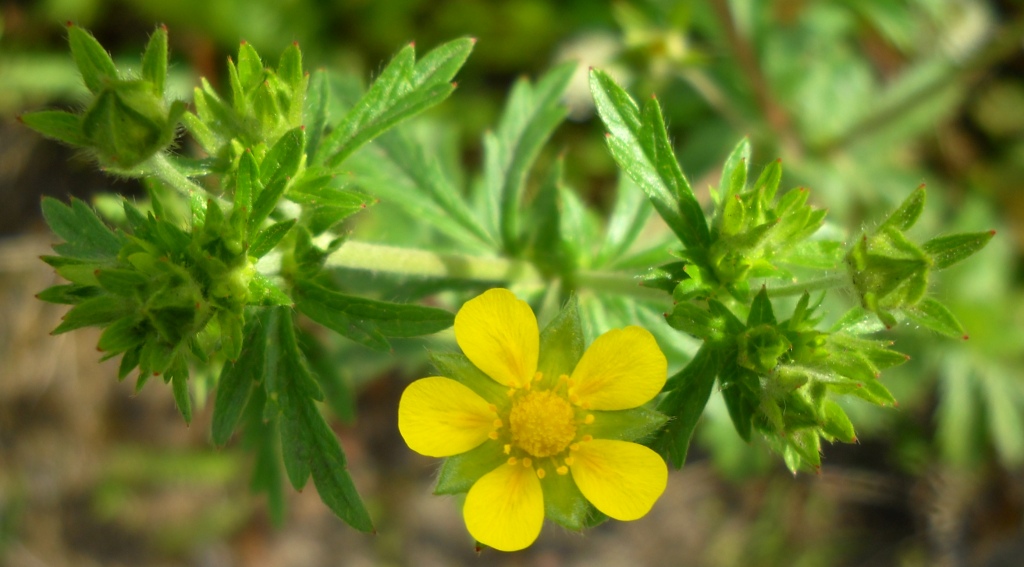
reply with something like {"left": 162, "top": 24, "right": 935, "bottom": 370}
{"left": 903, "top": 297, "right": 966, "bottom": 339}
{"left": 52, "top": 293, "right": 128, "bottom": 334}
{"left": 244, "top": 387, "right": 287, "bottom": 526}
{"left": 305, "top": 71, "right": 330, "bottom": 162}
{"left": 19, "top": 110, "right": 88, "bottom": 147}
{"left": 171, "top": 367, "right": 192, "bottom": 425}
{"left": 95, "top": 268, "right": 148, "bottom": 296}
{"left": 212, "top": 316, "right": 267, "bottom": 446}
{"left": 294, "top": 279, "right": 454, "bottom": 350}
{"left": 487, "top": 62, "right": 574, "bottom": 252}
{"left": 821, "top": 399, "right": 856, "bottom": 443}
{"left": 320, "top": 38, "right": 474, "bottom": 167}
{"left": 141, "top": 25, "right": 168, "bottom": 94}
{"left": 297, "top": 331, "right": 355, "bottom": 423}
{"left": 922, "top": 231, "right": 995, "bottom": 270}
{"left": 235, "top": 150, "right": 260, "bottom": 218}
{"left": 287, "top": 172, "right": 372, "bottom": 234}
{"left": 249, "top": 219, "right": 295, "bottom": 259}
{"left": 278, "top": 42, "right": 304, "bottom": 93}
{"left": 269, "top": 309, "right": 372, "bottom": 531}
{"left": 720, "top": 363, "right": 756, "bottom": 442}
{"left": 236, "top": 41, "right": 264, "bottom": 91}
{"left": 881, "top": 185, "right": 925, "bottom": 231}
{"left": 42, "top": 197, "right": 124, "bottom": 260}
{"left": 595, "top": 176, "right": 653, "bottom": 268}
{"left": 36, "top": 284, "right": 102, "bottom": 305}
{"left": 97, "top": 317, "right": 145, "bottom": 353}
{"left": 68, "top": 24, "right": 118, "bottom": 94}
{"left": 589, "top": 69, "right": 710, "bottom": 250}
{"left": 260, "top": 126, "right": 305, "bottom": 187}
{"left": 655, "top": 346, "right": 719, "bottom": 468}
{"left": 665, "top": 302, "right": 722, "bottom": 341}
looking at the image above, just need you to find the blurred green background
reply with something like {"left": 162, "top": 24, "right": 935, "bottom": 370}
{"left": 2, "top": 1, "right": 1023, "bottom": 566}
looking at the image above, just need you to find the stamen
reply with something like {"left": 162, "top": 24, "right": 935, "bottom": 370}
{"left": 583, "top": 414, "right": 595, "bottom": 425}
{"left": 536, "top": 468, "right": 546, "bottom": 479}
{"left": 488, "top": 403, "right": 498, "bottom": 413}
{"left": 564, "top": 457, "right": 575, "bottom": 466}
{"left": 488, "top": 431, "right": 499, "bottom": 440}
{"left": 569, "top": 443, "right": 579, "bottom": 452}
{"left": 507, "top": 457, "right": 518, "bottom": 466}
{"left": 556, "top": 466, "right": 568, "bottom": 475}
{"left": 507, "top": 388, "right": 516, "bottom": 397}
{"left": 503, "top": 444, "right": 512, "bottom": 455}
{"left": 521, "top": 457, "right": 532, "bottom": 468}
{"left": 534, "top": 371, "right": 543, "bottom": 382}
{"left": 493, "top": 419, "right": 503, "bottom": 428}
{"left": 581, "top": 435, "right": 593, "bottom": 442}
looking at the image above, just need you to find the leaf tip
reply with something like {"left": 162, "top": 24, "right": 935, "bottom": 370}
{"left": 66, "top": 20, "right": 74, "bottom": 28}
{"left": 469, "top": 37, "right": 478, "bottom": 45}
{"left": 988, "top": 229, "right": 997, "bottom": 236}
{"left": 159, "top": 22, "right": 168, "bottom": 31}
{"left": 240, "top": 40, "right": 247, "bottom": 45}
{"left": 962, "top": 334, "right": 970, "bottom": 341}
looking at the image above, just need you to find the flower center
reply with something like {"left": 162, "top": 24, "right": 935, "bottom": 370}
{"left": 509, "top": 390, "right": 576, "bottom": 458}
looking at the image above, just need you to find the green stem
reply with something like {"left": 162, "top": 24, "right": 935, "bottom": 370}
{"left": 323, "top": 240, "right": 669, "bottom": 303}
{"left": 765, "top": 272, "right": 849, "bottom": 298}
{"left": 143, "top": 152, "right": 210, "bottom": 219}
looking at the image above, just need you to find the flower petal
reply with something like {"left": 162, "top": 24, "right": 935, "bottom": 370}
{"left": 569, "top": 439, "right": 667, "bottom": 521}
{"left": 569, "top": 326, "right": 667, "bottom": 410}
{"left": 398, "top": 377, "right": 496, "bottom": 457}
{"left": 455, "top": 288, "right": 538, "bottom": 388}
{"left": 464, "top": 463, "right": 544, "bottom": 552}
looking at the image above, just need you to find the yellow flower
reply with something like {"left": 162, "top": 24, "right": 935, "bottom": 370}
{"left": 398, "top": 288, "right": 669, "bottom": 551}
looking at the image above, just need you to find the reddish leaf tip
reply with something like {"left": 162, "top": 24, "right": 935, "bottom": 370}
{"left": 66, "top": 20, "right": 74, "bottom": 28}
{"left": 962, "top": 334, "right": 970, "bottom": 340}
{"left": 470, "top": 37, "right": 478, "bottom": 44}
{"left": 159, "top": 23, "right": 168, "bottom": 31}
{"left": 988, "top": 229, "right": 997, "bottom": 236}
{"left": 409, "top": 40, "right": 416, "bottom": 48}
{"left": 916, "top": 183, "right": 926, "bottom": 189}
{"left": 240, "top": 40, "right": 247, "bottom": 45}
{"left": 292, "top": 40, "right": 299, "bottom": 46}
{"left": 452, "top": 81, "right": 459, "bottom": 88}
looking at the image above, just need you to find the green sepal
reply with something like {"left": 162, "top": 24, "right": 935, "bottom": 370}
{"left": 536, "top": 294, "right": 584, "bottom": 389}
{"left": 212, "top": 314, "right": 267, "bottom": 446}
{"left": 95, "top": 268, "right": 148, "bottom": 296}
{"left": 247, "top": 273, "right": 292, "bottom": 306}
{"left": 141, "top": 25, "right": 168, "bottom": 94}
{"left": 541, "top": 468, "right": 591, "bottom": 531}
{"left": 52, "top": 293, "right": 129, "bottom": 334}
{"left": 922, "top": 231, "right": 995, "bottom": 271}
{"left": 249, "top": 219, "right": 295, "bottom": 259}
{"left": 880, "top": 185, "right": 925, "bottom": 231}
{"left": 719, "top": 137, "right": 750, "bottom": 200}
{"left": 665, "top": 302, "right": 725, "bottom": 342}
{"left": 97, "top": 316, "right": 145, "bottom": 353}
{"left": 434, "top": 441, "right": 506, "bottom": 495}
{"left": 581, "top": 405, "right": 667, "bottom": 443}
{"left": 655, "top": 346, "right": 719, "bottom": 468}
{"left": 820, "top": 399, "right": 856, "bottom": 443}
{"left": 36, "top": 284, "right": 102, "bottom": 305}
{"left": 747, "top": 287, "right": 776, "bottom": 327}
{"left": 294, "top": 278, "right": 454, "bottom": 351}
{"left": 904, "top": 297, "right": 967, "bottom": 339}
{"left": 19, "top": 110, "right": 88, "bottom": 147}
{"left": 428, "top": 352, "right": 509, "bottom": 408}
{"left": 235, "top": 41, "right": 264, "bottom": 92}
{"left": 68, "top": 23, "right": 119, "bottom": 94}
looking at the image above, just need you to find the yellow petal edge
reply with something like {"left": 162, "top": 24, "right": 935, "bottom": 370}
{"left": 454, "top": 288, "right": 539, "bottom": 388}
{"left": 570, "top": 439, "right": 668, "bottom": 521}
{"left": 570, "top": 326, "right": 667, "bottom": 410}
{"left": 464, "top": 463, "right": 545, "bottom": 552}
{"left": 398, "top": 377, "right": 496, "bottom": 458}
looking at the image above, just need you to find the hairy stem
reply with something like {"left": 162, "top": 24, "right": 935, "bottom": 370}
{"left": 765, "top": 272, "right": 850, "bottom": 297}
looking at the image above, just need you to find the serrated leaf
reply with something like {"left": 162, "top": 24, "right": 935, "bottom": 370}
{"left": 260, "top": 126, "right": 305, "bottom": 187}
{"left": 294, "top": 279, "right": 454, "bottom": 350}
{"left": 589, "top": 70, "right": 710, "bottom": 250}
{"left": 904, "top": 297, "right": 966, "bottom": 339}
{"left": 20, "top": 110, "right": 88, "bottom": 147}
{"left": 321, "top": 38, "right": 473, "bottom": 167}
{"left": 297, "top": 331, "right": 355, "bottom": 423}
{"left": 249, "top": 219, "right": 295, "bottom": 259}
{"left": 287, "top": 172, "right": 371, "bottom": 235}
{"left": 97, "top": 317, "right": 145, "bottom": 353}
{"left": 747, "top": 287, "right": 776, "bottom": 327}
{"left": 68, "top": 24, "right": 118, "bottom": 94}
{"left": 596, "top": 176, "right": 653, "bottom": 268}
{"left": 141, "top": 26, "right": 168, "bottom": 94}
{"left": 269, "top": 308, "right": 372, "bottom": 531}
{"left": 212, "top": 316, "right": 267, "bottom": 446}
{"left": 42, "top": 197, "right": 124, "bottom": 260}
{"left": 922, "top": 231, "right": 995, "bottom": 270}
{"left": 881, "top": 185, "right": 925, "bottom": 231}
{"left": 248, "top": 273, "right": 293, "bottom": 306}
{"left": 719, "top": 137, "right": 750, "bottom": 200}
{"left": 655, "top": 346, "right": 719, "bottom": 468}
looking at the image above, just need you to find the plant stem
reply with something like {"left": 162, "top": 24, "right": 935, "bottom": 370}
{"left": 765, "top": 272, "right": 850, "bottom": 298}
{"left": 323, "top": 240, "right": 669, "bottom": 303}
{"left": 144, "top": 152, "right": 210, "bottom": 218}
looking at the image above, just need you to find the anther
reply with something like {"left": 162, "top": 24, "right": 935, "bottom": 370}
{"left": 556, "top": 466, "right": 569, "bottom": 475}
{"left": 522, "top": 458, "right": 532, "bottom": 468}
{"left": 507, "top": 388, "right": 516, "bottom": 397}
{"left": 558, "top": 374, "right": 569, "bottom": 382}
{"left": 564, "top": 457, "right": 575, "bottom": 466}
{"left": 507, "top": 457, "right": 518, "bottom": 466}
{"left": 488, "top": 403, "right": 498, "bottom": 413}
{"left": 503, "top": 444, "right": 512, "bottom": 455}
{"left": 534, "top": 371, "right": 543, "bottom": 382}
{"left": 581, "top": 435, "right": 593, "bottom": 442}
{"left": 488, "top": 431, "right": 499, "bottom": 440}
{"left": 536, "top": 468, "right": 546, "bottom": 479}
{"left": 569, "top": 443, "right": 579, "bottom": 452}
{"left": 493, "top": 419, "right": 503, "bottom": 428}
{"left": 584, "top": 414, "right": 595, "bottom": 424}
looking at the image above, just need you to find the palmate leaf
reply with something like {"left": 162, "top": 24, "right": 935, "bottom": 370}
{"left": 589, "top": 69, "right": 710, "bottom": 251}
{"left": 41, "top": 197, "right": 124, "bottom": 261}
{"left": 319, "top": 37, "right": 475, "bottom": 167}
{"left": 655, "top": 346, "right": 720, "bottom": 468}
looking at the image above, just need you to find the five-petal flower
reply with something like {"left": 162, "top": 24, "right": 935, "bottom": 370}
{"left": 399, "top": 288, "right": 669, "bottom": 551}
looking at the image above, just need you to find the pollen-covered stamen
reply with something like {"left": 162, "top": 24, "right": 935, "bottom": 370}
{"left": 509, "top": 390, "right": 577, "bottom": 458}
